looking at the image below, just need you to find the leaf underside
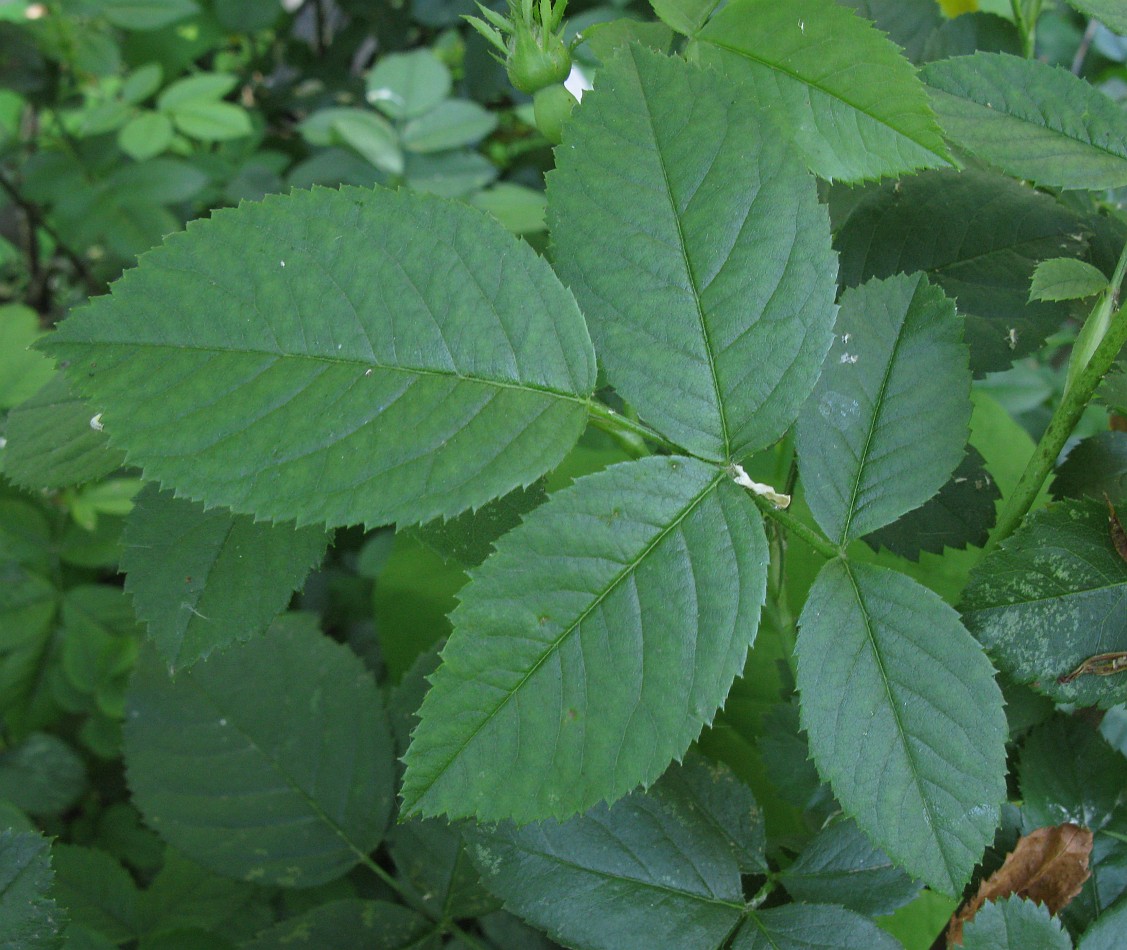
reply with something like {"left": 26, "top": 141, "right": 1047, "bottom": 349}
{"left": 923, "top": 53, "right": 1127, "bottom": 190}
{"left": 43, "top": 186, "right": 596, "bottom": 529}
{"left": 797, "top": 273, "right": 971, "bottom": 546}
{"left": 548, "top": 45, "right": 837, "bottom": 462}
{"left": 797, "top": 559, "right": 1007, "bottom": 894}
{"left": 961, "top": 500, "right": 1127, "bottom": 709}
{"left": 697, "top": 0, "right": 950, "bottom": 182}
{"left": 835, "top": 169, "right": 1085, "bottom": 375}
{"left": 401, "top": 456, "right": 768, "bottom": 823}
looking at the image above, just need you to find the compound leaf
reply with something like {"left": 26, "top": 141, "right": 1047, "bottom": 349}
{"left": 464, "top": 759, "right": 748, "bottom": 950}
{"left": 923, "top": 53, "right": 1127, "bottom": 190}
{"left": 124, "top": 614, "right": 395, "bottom": 887}
{"left": 696, "top": 0, "right": 950, "bottom": 182}
{"left": 961, "top": 500, "right": 1127, "bottom": 709}
{"left": 402, "top": 456, "right": 768, "bottom": 822}
{"left": 42, "top": 186, "right": 596, "bottom": 529}
{"left": 0, "top": 830, "right": 66, "bottom": 949}
{"left": 835, "top": 169, "right": 1084, "bottom": 374}
{"left": 122, "top": 485, "right": 329, "bottom": 669}
{"left": 797, "top": 560, "right": 1007, "bottom": 894}
{"left": 548, "top": 46, "right": 837, "bottom": 462}
{"left": 797, "top": 273, "right": 971, "bottom": 546}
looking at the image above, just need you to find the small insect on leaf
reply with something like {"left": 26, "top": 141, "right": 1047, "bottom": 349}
{"left": 1106, "top": 494, "right": 1127, "bottom": 564}
{"left": 1058, "top": 651, "right": 1127, "bottom": 684}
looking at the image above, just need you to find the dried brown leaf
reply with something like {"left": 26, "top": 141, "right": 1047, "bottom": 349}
{"left": 1107, "top": 494, "right": 1127, "bottom": 564}
{"left": 946, "top": 823, "right": 1092, "bottom": 946}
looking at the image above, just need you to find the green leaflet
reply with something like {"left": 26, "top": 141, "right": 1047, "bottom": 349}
{"left": 52, "top": 845, "right": 140, "bottom": 942}
{"left": 1019, "top": 716, "right": 1127, "bottom": 832}
{"left": 961, "top": 897, "right": 1071, "bottom": 950}
{"left": 835, "top": 169, "right": 1085, "bottom": 374}
{"left": 1055, "top": 431, "right": 1127, "bottom": 506}
{"left": 961, "top": 500, "right": 1127, "bottom": 708}
{"left": 1081, "top": 894, "right": 1127, "bottom": 949}
{"left": 696, "top": 0, "right": 950, "bottom": 182}
{"left": 121, "top": 485, "right": 329, "bottom": 668}
{"left": 1030, "top": 258, "right": 1110, "bottom": 303}
{"left": 0, "top": 734, "right": 86, "bottom": 817}
{"left": 243, "top": 899, "right": 436, "bottom": 949}
{"left": 797, "top": 560, "right": 1007, "bottom": 894}
{"left": 548, "top": 46, "right": 837, "bottom": 462}
{"left": 1, "top": 373, "right": 125, "bottom": 491}
{"left": 401, "top": 456, "right": 768, "bottom": 822}
{"left": 0, "top": 303, "right": 54, "bottom": 409}
{"left": 463, "top": 755, "right": 756, "bottom": 950}
{"left": 839, "top": 0, "right": 942, "bottom": 64}
{"left": 649, "top": 0, "right": 721, "bottom": 36}
{"left": 731, "top": 905, "right": 901, "bottom": 950}
{"left": 42, "top": 186, "right": 596, "bottom": 529}
{"left": 0, "top": 830, "right": 65, "bottom": 949}
{"left": 923, "top": 53, "right": 1127, "bottom": 190}
{"left": 124, "top": 614, "right": 395, "bottom": 887}
{"left": 1064, "top": 0, "right": 1127, "bottom": 35}
{"left": 796, "top": 274, "right": 971, "bottom": 546}
{"left": 776, "top": 818, "right": 921, "bottom": 917}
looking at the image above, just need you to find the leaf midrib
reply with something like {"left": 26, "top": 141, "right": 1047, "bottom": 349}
{"left": 408, "top": 469, "right": 726, "bottom": 809}
{"left": 842, "top": 561, "right": 955, "bottom": 891}
{"left": 634, "top": 54, "right": 731, "bottom": 457}
{"left": 59, "top": 336, "right": 590, "bottom": 405}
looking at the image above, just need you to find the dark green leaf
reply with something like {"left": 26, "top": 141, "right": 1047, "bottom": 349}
{"left": 1081, "top": 892, "right": 1127, "bottom": 949}
{"left": 52, "top": 845, "right": 140, "bottom": 943}
{"left": 124, "top": 614, "right": 395, "bottom": 887}
{"left": 864, "top": 448, "right": 999, "bottom": 559}
{"left": 961, "top": 896, "right": 1071, "bottom": 950}
{"left": 697, "top": 0, "right": 950, "bottom": 182}
{"left": 409, "top": 481, "right": 546, "bottom": 568}
{"left": 122, "top": 485, "right": 329, "bottom": 668}
{"left": 98, "top": 0, "right": 199, "bottom": 31}
{"left": 923, "top": 53, "right": 1127, "bottom": 190}
{"left": 0, "top": 830, "right": 65, "bottom": 949}
{"left": 835, "top": 169, "right": 1085, "bottom": 374}
{"left": 732, "top": 904, "right": 901, "bottom": 949}
{"left": 402, "top": 456, "right": 768, "bottom": 822}
{"left": 1, "top": 374, "right": 125, "bottom": 491}
{"left": 1100, "top": 361, "right": 1127, "bottom": 414}
{"left": 0, "top": 734, "right": 85, "bottom": 817}
{"left": 243, "top": 900, "right": 437, "bottom": 950}
{"left": 838, "top": 0, "right": 943, "bottom": 63}
{"left": 1053, "top": 432, "right": 1127, "bottom": 506}
{"left": 464, "top": 764, "right": 747, "bottom": 950}
{"left": 138, "top": 850, "right": 257, "bottom": 937}
{"left": 797, "top": 560, "right": 1007, "bottom": 893}
{"left": 920, "top": 12, "right": 1021, "bottom": 62}
{"left": 1020, "top": 715, "right": 1127, "bottom": 832}
{"left": 797, "top": 273, "right": 970, "bottom": 546}
{"left": 777, "top": 817, "right": 922, "bottom": 916}
{"left": 1030, "top": 258, "right": 1110, "bottom": 302}
{"left": 962, "top": 500, "right": 1127, "bottom": 708}
{"left": 387, "top": 819, "right": 499, "bottom": 921}
{"left": 43, "top": 186, "right": 596, "bottom": 529}
{"left": 548, "top": 46, "right": 837, "bottom": 461}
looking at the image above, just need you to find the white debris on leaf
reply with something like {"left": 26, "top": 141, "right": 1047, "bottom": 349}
{"left": 90, "top": 413, "right": 104, "bottom": 431}
{"left": 729, "top": 464, "right": 791, "bottom": 508}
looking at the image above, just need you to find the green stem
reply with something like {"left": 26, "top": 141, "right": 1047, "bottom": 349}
{"left": 747, "top": 492, "right": 839, "bottom": 560}
{"left": 988, "top": 274, "right": 1127, "bottom": 549}
{"left": 586, "top": 399, "right": 681, "bottom": 455}
{"left": 1010, "top": 0, "right": 1036, "bottom": 57}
